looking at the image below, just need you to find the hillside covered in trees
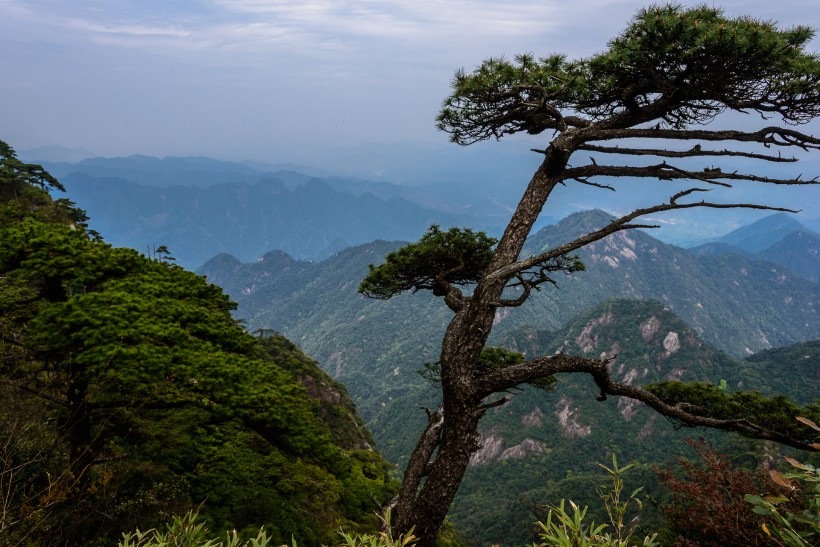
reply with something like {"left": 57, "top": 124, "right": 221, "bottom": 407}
{"left": 201, "top": 240, "right": 820, "bottom": 544}
{"left": 0, "top": 141, "right": 398, "bottom": 545}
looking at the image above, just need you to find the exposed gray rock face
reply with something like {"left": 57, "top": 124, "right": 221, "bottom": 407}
{"left": 555, "top": 396, "right": 592, "bottom": 438}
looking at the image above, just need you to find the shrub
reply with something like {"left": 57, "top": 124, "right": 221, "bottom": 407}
{"left": 533, "top": 455, "right": 659, "bottom": 547}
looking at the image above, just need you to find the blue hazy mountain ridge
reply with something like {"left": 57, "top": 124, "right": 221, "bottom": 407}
{"left": 44, "top": 152, "right": 545, "bottom": 246}
{"left": 18, "top": 144, "right": 96, "bottom": 163}
{"left": 257, "top": 140, "right": 820, "bottom": 240}
{"left": 34, "top": 150, "right": 820, "bottom": 265}
{"left": 688, "top": 213, "right": 820, "bottom": 283}
{"left": 61, "top": 170, "right": 485, "bottom": 269}
{"left": 41, "top": 155, "right": 267, "bottom": 188}
{"left": 763, "top": 230, "right": 820, "bottom": 284}
{"left": 708, "top": 212, "right": 809, "bottom": 253}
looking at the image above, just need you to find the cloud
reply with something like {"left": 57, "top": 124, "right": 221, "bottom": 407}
{"left": 203, "top": 0, "right": 572, "bottom": 49}
{"left": 64, "top": 18, "right": 193, "bottom": 38}
{"left": 2, "top": 0, "right": 817, "bottom": 161}
{"left": 5, "top": 0, "right": 816, "bottom": 59}
{"left": 4, "top": 0, "right": 574, "bottom": 58}
{"left": 14, "top": 0, "right": 812, "bottom": 70}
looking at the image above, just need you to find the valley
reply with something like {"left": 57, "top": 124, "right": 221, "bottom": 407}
{"left": 199, "top": 210, "right": 820, "bottom": 545}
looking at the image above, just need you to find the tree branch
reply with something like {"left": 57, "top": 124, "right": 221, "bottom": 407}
{"left": 486, "top": 195, "right": 797, "bottom": 283}
{"left": 7, "top": 381, "right": 69, "bottom": 408}
{"left": 572, "top": 176, "right": 616, "bottom": 191}
{"left": 477, "top": 396, "right": 510, "bottom": 415}
{"left": 562, "top": 162, "right": 818, "bottom": 187}
{"left": 474, "top": 354, "right": 817, "bottom": 451}
{"left": 577, "top": 143, "right": 798, "bottom": 163}
{"left": 392, "top": 407, "right": 444, "bottom": 531}
{"left": 431, "top": 258, "right": 468, "bottom": 311}
{"left": 491, "top": 255, "right": 585, "bottom": 307}
{"left": 490, "top": 273, "right": 535, "bottom": 308}
{"left": 584, "top": 126, "right": 820, "bottom": 151}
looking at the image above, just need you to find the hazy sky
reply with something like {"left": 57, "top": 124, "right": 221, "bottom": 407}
{"left": 2, "top": 0, "right": 819, "bottom": 168}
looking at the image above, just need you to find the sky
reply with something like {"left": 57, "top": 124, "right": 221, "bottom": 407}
{"left": 2, "top": 0, "right": 819, "bottom": 170}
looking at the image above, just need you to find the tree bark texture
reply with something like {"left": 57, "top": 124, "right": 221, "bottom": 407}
{"left": 394, "top": 149, "right": 569, "bottom": 543}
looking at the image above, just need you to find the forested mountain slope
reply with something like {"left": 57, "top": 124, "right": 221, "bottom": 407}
{"left": 202, "top": 210, "right": 820, "bottom": 367}
{"left": 450, "top": 299, "right": 805, "bottom": 544}
{"left": 741, "top": 340, "right": 820, "bottom": 403}
{"left": 0, "top": 141, "right": 397, "bottom": 546}
{"left": 513, "top": 210, "right": 820, "bottom": 355}
{"left": 200, "top": 211, "right": 820, "bottom": 544}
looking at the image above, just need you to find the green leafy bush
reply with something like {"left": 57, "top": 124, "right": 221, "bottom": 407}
{"left": 119, "top": 511, "right": 275, "bottom": 547}
{"left": 533, "top": 455, "right": 659, "bottom": 547}
{"left": 119, "top": 510, "right": 417, "bottom": 547}
{"left": 745, "top": 417, "right": 820, "bottom": 546}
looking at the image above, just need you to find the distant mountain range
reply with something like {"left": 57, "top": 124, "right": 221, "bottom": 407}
{"left": 688, "top": 213, "right": 820, "bottom": 283}
{"left": 41, "top": 154, "right": 525, "bottom": 268}
{"left": 60, "top": 171, "right": 480, "bottom": 267}
{"left": 25, "top": 153, "right": 820, "bottom": 269}
{"left": 19, "top": 144, "right": 96, "bottom": 163}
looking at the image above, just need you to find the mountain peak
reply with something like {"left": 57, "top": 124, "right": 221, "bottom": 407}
{"left": 717, "top": 213, "right": 807, "bottom": 253}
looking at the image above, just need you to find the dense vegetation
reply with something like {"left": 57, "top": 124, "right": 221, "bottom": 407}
{"left": 0, "top": 141, "right": 397, "bottom": 546}
{"left": 202, "top": 236, "right": 820, "bottom": 544}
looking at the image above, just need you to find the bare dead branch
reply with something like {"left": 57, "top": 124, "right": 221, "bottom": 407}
{"left": 487, "top": 197, "right": 797, "bottom": 282}
{"left": 572, "top": 177, "right": 616, "bottom": 191}
{"left": 562, "top": 162, "right": 817, "bottom": 187}
{"left": 584, "top": 126, "right": 820, "bottom": 151}
{"left": 577, "top": 143, "right": 798, "bottom": 162}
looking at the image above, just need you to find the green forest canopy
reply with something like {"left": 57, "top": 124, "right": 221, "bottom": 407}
{"left": 0, "top": 140, "right": 397, "bottom": 546}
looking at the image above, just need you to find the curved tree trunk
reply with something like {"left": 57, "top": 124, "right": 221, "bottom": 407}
{"left": 392, "top": 150, "right": 570, "bottom": 544}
